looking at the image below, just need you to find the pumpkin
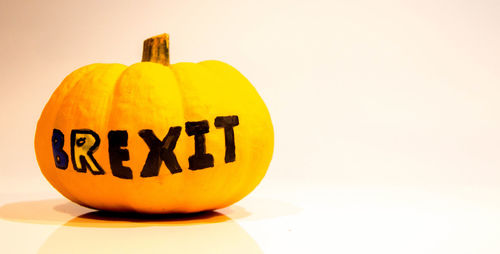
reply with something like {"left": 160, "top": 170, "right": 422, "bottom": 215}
{"left": 34, "top": 34, "right": 274, "bottom": 213}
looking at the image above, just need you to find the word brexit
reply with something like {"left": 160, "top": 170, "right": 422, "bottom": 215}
{"left": 51, "top": 115, "right": 239, "bottom": 180}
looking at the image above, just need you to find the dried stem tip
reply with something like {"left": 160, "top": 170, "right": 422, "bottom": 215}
{"left": 142, "top": 33, "right": 170, "bottom": 66}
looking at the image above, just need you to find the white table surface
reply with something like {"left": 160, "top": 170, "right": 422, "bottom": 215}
{"left": 2, "top": 179, "right": 500, "bottom": 254}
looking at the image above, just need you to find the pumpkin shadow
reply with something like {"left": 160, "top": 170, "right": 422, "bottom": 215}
{"left": 0, "top": 197, "right": 300, "bottom": 226}
{"left": 58, "top": 209, "right": 237, "bottom": 227}
{"left": 0, "top": 198, "right": 251, "bottom": 226}
{"left": 0, "top": 197, "right": 300, "bottom": 253}
{"left": 0, "top": 199, "right": 88, "bottom": 225}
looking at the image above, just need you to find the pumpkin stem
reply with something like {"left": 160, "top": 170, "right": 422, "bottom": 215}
{"left": 142, "top": 33, "right": 170, "bottom": 66}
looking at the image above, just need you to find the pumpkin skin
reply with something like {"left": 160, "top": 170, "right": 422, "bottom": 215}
{"left": 34, "top": 34, "right": 273, "bottom": 213}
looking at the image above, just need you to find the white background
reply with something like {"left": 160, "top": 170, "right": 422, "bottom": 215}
{"left": 1, "top": 0, "right": 500, "bottom": 253}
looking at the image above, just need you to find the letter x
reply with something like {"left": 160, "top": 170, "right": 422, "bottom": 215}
{"left": 138, "top": 127, "right": 182, "bottom": 177}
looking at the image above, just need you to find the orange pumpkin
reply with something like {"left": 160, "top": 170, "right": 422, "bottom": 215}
{"left": 34, "top": 34, "right": 274, "bottom": 213}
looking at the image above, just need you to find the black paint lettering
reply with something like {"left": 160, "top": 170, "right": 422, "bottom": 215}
{"left": 52, "top": 129, "right": 69, "bottom": 169}
{"left": 185, "top": 120, "right": 214, "bottom": 170}
{"left": 214, "top": 115, "right": 239, "bottom": 163}
{"left": 108, "top": 130, "right": 133, "bottom": 179}
{"left": 70, "top": 129, "right": 104, "bottom": 175}
{"left": 139, "top": 127, "right": 182, "bottom": 177}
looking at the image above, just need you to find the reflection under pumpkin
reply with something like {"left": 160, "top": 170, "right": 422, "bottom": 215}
{"left": 39, "top": 210, "right": 262, "bottom": 254}
{"left": 0, "top": 199, "right": 262, "bottom": 253}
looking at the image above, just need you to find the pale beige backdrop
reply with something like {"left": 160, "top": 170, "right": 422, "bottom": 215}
{"left": 2, "top": 0, "right": 500, "bottom": 253}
